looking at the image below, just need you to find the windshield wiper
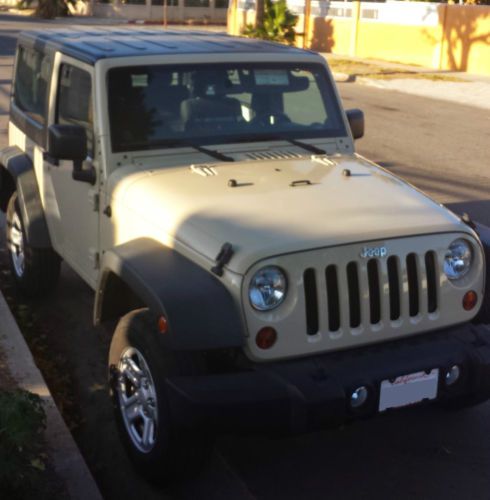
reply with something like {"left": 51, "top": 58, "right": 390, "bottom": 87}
{"left": 165, "top": 140, "right": 234, "bottom": 162}
{"left": 125, "top": 139, "right": 235, "bottom": 162}
{"left": 284, "top": 138, "right": 326, "bottom": 155}
{"left": 227, "top": 134, "right": 326, "bottom": 155}
{"left": 190, "top": 144, "right": 234, "bottom": 163}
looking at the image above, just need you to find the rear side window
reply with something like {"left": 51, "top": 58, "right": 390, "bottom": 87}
{"left": 13, "top": 46, "right": 51, "bottom": 124}
{"left": 57, "top": 64, "right": 94, "bottom": 157}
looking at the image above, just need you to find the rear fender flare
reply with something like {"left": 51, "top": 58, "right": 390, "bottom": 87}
{"left": 0, "top": 146, "right": 52, "bottom": 248}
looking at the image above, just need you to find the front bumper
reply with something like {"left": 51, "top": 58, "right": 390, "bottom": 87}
{"left": 166, "top": 323, "right": 490, "bottom": 434}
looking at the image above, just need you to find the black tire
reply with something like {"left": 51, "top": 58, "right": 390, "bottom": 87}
{"left": 5, "top": 192, "right": 61, "bottom": 297}
{"left": 108, "top": 308, "right": 212, "bottom": 484}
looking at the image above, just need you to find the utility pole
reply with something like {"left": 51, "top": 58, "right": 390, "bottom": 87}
{"left": 163, "top": 0, "right": 168, "bottom": 28}
{"left": 303, "top": 0, "right": 311, "bottom": 49}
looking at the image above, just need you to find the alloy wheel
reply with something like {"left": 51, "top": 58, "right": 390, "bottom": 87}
{"left": 116, "top": 347, "right": 159, "bottom": 453}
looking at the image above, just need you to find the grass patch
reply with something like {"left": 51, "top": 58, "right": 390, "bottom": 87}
{"left": 328, "top": 58, "right": 465, "bottom": 82}
{"left": 0, "top": 389, "right": 47, "bottom": 499}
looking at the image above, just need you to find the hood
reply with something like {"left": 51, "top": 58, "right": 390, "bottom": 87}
{"left": 112, "top": 154, "right": 466, "bottom": 274}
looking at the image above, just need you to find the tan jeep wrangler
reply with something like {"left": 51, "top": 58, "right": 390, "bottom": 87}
{"left": 1, "top": 28, "right": 490, "bottom": 482}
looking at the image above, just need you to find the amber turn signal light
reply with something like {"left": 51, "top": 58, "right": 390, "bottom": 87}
{"left": 462, "top": 290, "right": 478, "bottom": 311}
{"left": 157, "top": 315, "right": 169, "bottom": 334}
{"left": 256, "top": 327, "right": 277, "bottom": 350}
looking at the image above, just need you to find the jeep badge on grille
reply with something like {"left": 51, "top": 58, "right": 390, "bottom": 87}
{"left": 360, "top": 246, "right": 388, "bottom": 258}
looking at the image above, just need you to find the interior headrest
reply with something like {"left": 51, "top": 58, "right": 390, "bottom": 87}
{"left": 190, "top": 70, "right": 231, "bottom": 98}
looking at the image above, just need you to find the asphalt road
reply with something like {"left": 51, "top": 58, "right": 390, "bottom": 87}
{"left": 1, "top": 12, "right": 490, "bottom": 500}
{"left": 339, "top": 83, "right": 490, "bottom": 227}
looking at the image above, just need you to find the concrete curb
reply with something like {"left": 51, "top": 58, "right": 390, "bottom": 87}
{"left": 355, "top": 76, "right": 386, "bottom": 88}
{"left": 332, "top": 71, "right": 355, "bottom": 83}
{"left": 0, "top": 292, "right": 103, "bottom": 500}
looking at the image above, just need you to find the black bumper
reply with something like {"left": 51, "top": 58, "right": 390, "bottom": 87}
{"left": 165, "top": 323, "right": 490, "bottom": 434}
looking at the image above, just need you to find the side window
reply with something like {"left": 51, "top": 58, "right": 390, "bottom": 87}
{"left": 57, "top": 64, "right": 94, "bottom": 157}
{"left": 13, "top": 46, "right": 50, "bottom": 124}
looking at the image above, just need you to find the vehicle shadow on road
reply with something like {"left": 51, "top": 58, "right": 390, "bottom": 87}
{"left": 375, "top": 160, "right": 490, "bottom": 226}
{"left": 217, "top": 402, "right": 490, "bottom": 500}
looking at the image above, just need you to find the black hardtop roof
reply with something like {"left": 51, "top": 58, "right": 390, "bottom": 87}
{"left": 18, "top": 27, "right": 315, "bottom": 65}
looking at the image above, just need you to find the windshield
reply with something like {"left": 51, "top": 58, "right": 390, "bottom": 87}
{"left": 107, "top": 63, "right": 346, "bottom": 153}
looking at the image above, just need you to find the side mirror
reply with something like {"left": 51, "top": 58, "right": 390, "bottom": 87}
{"left": 346, "top": 108, "right": 364, "bottom": 140}
{"left": 47, "top": 124, "right": 95, "bottom": 184}
{"left": 48, "top": 124, "right": 87, "bottom": 161}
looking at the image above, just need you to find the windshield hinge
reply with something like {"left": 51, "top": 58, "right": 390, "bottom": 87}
{"left": 461, "top": 213, "right": 477, "bottom": 230}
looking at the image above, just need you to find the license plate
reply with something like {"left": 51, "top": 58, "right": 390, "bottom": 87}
{"left": 379, "top": 369, "right": 439, "bottom": 412}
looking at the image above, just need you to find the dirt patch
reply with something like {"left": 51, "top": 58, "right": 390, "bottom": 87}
{"left": 0, "top": 269, "right": 83, "bottom": 432}
{"left": 0, "top": 345, "right": 15, "bottom": 390}
{"left": 0, "top": 343, "right": 70, "bottom": 499}
{"left": 329, "top": 58, "right": 465, "bottom": 82}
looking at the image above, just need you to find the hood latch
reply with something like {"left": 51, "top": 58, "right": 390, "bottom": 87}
{"left": 211, "top": 242, "right": 234, "bottom": 277}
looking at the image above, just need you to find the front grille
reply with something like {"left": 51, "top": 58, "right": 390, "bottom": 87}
{"left": 387, "top": 256, "right": 401, "bottom": 321}
{"left": 303, "top": 268, "right": 319, "bottom": 335}
{"left": 245, "top": 232, "right": 484, "bottom": 360}
{"left": 304, "top": 251, "right": 439, "bottom": 335}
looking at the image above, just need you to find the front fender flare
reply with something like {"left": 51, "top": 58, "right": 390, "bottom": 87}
{"left": 95, "top": 238, "right": 245, "bottom": 351}
{"left": 475, "top": 222, "right": 490, "bottom": 324}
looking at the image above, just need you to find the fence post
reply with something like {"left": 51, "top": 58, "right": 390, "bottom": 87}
{"left": 179, "top": 0, "right": 185, "bottom": 24}
{"left": 303, "top": 0, "right": 312, "bottom": 49}
{"left": 350, "top": 0, "right": 361, "bottom": 57}
{"left": 231, "top": 0, "right": 238, "bottom": 34}
{"left": 438, "top": 4, "right": 448, "bottom": 70}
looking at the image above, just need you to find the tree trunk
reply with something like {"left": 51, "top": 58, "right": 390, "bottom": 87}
{"left": 255, "top": 0, "right": 264, "bottom": 29}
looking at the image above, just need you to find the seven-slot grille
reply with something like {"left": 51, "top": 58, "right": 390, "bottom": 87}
{"left": 303, "top": 251, "right": 439, "bottom": 335}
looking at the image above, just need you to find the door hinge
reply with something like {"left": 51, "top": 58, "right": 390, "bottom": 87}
{"left": 89, "top": 191, "right": 100, "bottom": 212}
{"left": 89, "top": 248, "right": 100, "bottom": 269}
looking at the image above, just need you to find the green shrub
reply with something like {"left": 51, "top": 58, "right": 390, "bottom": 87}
{"left": 0, "top": 390, "right": 47, "bottom": 498}
{"left": 16, "top": 0, "right": 75, "bottom": 19}
{"left": 243, "top": 0, "right": 299, "bottom": 45}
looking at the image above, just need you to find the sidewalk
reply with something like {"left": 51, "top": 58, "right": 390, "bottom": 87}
{"left": 324, "top": 53, "right": 490, "bottom": 111}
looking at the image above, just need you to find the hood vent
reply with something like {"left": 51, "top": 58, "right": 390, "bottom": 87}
{"left": 246, "top": 150, "right": 303, "bottom": 161}
{"left": 312, "top": 155, "right": 336, "bottom": 167}
{"left": 191, "top": 164, "right": 218, "bottom": 177}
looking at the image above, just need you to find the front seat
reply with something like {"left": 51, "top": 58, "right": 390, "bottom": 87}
{"left": 145, "top": 70, "right": 189, "bottom": 131}
{"left": 181, "top": 70, "right": 243, "bottom": 134}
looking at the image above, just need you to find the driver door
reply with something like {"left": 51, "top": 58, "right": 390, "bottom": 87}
{"left": 41, "top": 55, "right": 100, "bottom": 288}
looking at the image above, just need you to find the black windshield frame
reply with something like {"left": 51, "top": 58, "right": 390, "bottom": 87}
{"left": 107, "top": 62, "right": 347, "bottom": 153}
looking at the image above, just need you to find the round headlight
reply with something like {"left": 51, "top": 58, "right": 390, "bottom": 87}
{"left": 444, "top": 239, "right": 472, "bottom": 280}
{"left": 249, "top": 266, "right": 287, "bottom": 311}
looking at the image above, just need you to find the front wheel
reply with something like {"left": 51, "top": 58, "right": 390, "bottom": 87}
{"left": 5, "top": 192, "right": 61, "bottom": 297}
{"left": 108, "top": 308, "right": 212, "bottom": 483}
